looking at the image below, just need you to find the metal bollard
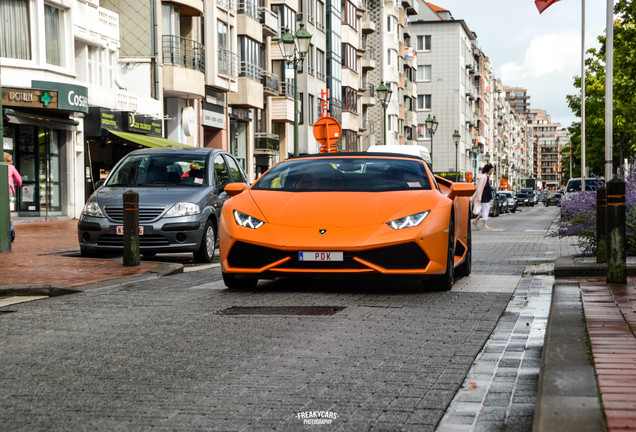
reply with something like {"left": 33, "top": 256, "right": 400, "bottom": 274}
{"left": 606, "top": 178, "right": 626, "bottom": 283}
{"left": 596, "top": 186, "right": 607, "bottom": 263}
{"left": 0, "top": 162, "right": 10, "bottom": 252}
{"left": 123, "top": 190, "right": 140, "bottom": 266}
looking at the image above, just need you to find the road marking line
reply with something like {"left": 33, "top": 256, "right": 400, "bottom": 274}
{"left": 184, "top": 263, "right": 221, "bottom": 272}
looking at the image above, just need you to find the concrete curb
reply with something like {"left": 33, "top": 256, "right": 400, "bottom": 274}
{"left": 0, "top": 262, "right": 184, "bottom": 296}
{"left": 532, "top": 280, "right": 606, "bottom": 432}
{"left": 555, "top": 255, "right": 636, "bottom": 278}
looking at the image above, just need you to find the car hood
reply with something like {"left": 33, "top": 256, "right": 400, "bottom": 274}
{"left": 93, "top": 186, "right": 208, "bottom": 208}
{"left": 245, "top": 190, "right": 442, "bottom": 228}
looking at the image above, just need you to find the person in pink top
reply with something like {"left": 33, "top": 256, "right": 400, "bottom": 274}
{"left": 4, "top": 152, "right": 22, "bottom": 242}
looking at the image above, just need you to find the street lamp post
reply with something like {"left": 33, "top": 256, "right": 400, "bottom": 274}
{"left": 472, "top": 144, "right": 479, "bottom": 181}
{"left": 279, "top": 23, "right": 312, "bottom": 157}
{"left": 425, "top": 115, "right": 438, "bottom": 171}
{"left": 452, "top": 130, "right": 461, "bottom": 182}
{"left": 376, "top": 81, "right": 392, "bottom": 145}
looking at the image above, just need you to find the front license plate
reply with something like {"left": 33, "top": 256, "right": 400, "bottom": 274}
{"left": 116, "top": 226, "right": 144, "bottom": 235}
{"left": 298, "top": 251, "right": 344, "bottom": 262}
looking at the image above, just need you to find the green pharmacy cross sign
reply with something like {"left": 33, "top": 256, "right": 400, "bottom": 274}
{"left": 40, "top": 92, "right": 53, "bottom": 107}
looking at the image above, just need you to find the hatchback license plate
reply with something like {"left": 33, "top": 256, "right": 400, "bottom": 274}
{"left": 299, "top": 251, "right": 343, "bottom": 262}
{"left": 116, "top": 226, "right": 144, "bottom": 235}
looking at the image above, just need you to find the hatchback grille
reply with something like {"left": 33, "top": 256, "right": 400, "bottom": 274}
{"left": 97, "top": 234, "right": 170, "bottom": 247}
{"left": 104, "top": 206, "right": 165, "bottom": 223}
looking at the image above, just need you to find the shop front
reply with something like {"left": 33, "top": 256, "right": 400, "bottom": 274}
{"left": 2, "top": 82, "right": 87, "bottom": 219}
{"left": 84, "top": 108, "right": 188, "bottom": 198}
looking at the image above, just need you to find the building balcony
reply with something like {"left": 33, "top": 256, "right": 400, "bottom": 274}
{"left": 270, "top": 80, "right": 294, "bottom": 122}
{"left": 217, "top": 48, "right": 238, "bottom": 79}
{"left": 398, "top": 8, "right": 406, "bottom": 26}
{"left": 361, "top": 16, "right": 375, "bottom": 34}
{"left": 162, "top": 35, "right": 205, "bottom": 73}
{"left": 361, "top": 84, "right": 376, "bottom": 106}
{"left": 254, "top": 132, "right": 280, "bottom": 155}
{"left": 262, "top": 70, "right": 279, "bottom": 96}
{"left": 261, "top": 6, "right": 278, "bottom": 37}
{"left": 228, "top": 62, "right": 264, "bottom": 108}
{"left": 170, "top": 0, "right": 204, "bottom": 16}
{"left": 361, "top": 47, "right": 376, "bottom": 70}
{"left": 238, "top": 0, "right": 260, "bottom": 21}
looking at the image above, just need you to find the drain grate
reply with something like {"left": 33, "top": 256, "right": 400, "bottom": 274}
{"left": 218, "top": 306, "right": 345, "bottom": 316}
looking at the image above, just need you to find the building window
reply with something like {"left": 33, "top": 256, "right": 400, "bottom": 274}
{"left": 316, "top": 49, "right": 325, "bottom": 81}
{"left": 341, "top": 130, "right": 358, "bottom": 151}
{"left": 342, "top": 43, "right": 357, "bottom": 71}
{"left": 307, "top": 44, "right": 314, "bottom": 75}
{"left": 316, "top": 0, "right": 325, "bottom": 31}
{"left": 309, "top": 94, "right": 315, "bottom": 123}
{"left": 417, "top": 65, "right": 431, "bottom": 81}
{"left": 417, "top": 35, "right": 431, "bottom": 51}
{"left": 342, "top": 86, "right": 358, "bottom": 114}
{"left": 307, "top": 0, "right": 315, "bottom": 23}
{"left": 387, "top": 15, "right": 396, "bottom": 33}
{"left": 299, "top": 92, "right": 304, "bottom": 124}
{"left": 0, "top": 0, "right": 31, "bottom": 60}
{"left": 272, "top": 5, "right": 297, "bottom": 37}
{"left": 343, "top": 0, "right": 358, "bottom": 31}
{"left": 238, "top": 36, "right": 263, "bottom": 80}
{"left": 45, "top": 4, "right": 65, "bottom": 66}
{"left": 417, "top": 94, "right": 431, "bottom": 110}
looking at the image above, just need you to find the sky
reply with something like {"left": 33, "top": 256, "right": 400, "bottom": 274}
{"left": 436, "top": 0, "right": 610, "bottom": 128}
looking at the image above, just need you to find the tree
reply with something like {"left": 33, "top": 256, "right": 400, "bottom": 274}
{"left": 566, "top": 0, "right": 636, "bottom": 176}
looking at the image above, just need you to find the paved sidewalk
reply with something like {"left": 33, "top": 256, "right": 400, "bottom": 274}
{"left": 0, "top": 219, "right": 181, "bottom": 292}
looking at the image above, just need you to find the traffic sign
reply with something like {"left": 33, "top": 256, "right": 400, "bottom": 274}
{"left": 313, "top": 116, "right": 342, "bottom": 153}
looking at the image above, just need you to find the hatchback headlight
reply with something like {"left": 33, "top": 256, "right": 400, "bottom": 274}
{"left": 387, "top": 210, "right": 430, "bottom": 230}
{"left": 82, "top": 201, "right": 104, "bottom": 217}
{"left": 233, "top": 210, "right": 264, "bottom": 229}
{"left": 165, "top": 202, "right": 200, "bottom": 217}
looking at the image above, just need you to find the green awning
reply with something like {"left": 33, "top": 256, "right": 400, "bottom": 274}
{"left": 109, "top": 130, "right": 190, "bottom": 148}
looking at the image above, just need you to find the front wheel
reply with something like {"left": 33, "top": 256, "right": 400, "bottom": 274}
{"left": 193, "top": 219, "right": 216, "bottom": 263}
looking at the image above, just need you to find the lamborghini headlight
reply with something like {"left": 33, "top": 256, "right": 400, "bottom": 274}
{"left": 233, "top": 210, "right": 264, "bottom": 229}
{"left": 387, "top": 210, "right": 430, "bottom": 230}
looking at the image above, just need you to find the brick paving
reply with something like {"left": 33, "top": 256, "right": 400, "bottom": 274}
{"left": 581, "top": 278, "right": 636, "bottom": 432}
{"left": 1, "top": 220, "right": 158, "bottom": 288}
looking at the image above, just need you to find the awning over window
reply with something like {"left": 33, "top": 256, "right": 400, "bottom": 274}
{"left": 109, "top": 130, "right": 190, "bottom": 148}
{"left": 4, "top": 108, "right": 80, "bottom": 131}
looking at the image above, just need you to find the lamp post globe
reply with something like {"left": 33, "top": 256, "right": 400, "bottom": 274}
{"left": 425, "top": 115, "right": 438, "bottom": 171}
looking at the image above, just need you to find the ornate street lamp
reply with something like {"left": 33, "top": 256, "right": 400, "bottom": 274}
{"left": 452, "top": 130, "right": 461, "bottom": 181}
{"left": 278, "top": 23, "right": 312, "bottom": 157}
{"left": 471, "top": 144, "right": 479, "bottom": 181}
{"left": 425, "top": 115, "right": 438, "bottom": 171}
{"left": 376, "top": 81, "right": 392, "bottom": 145}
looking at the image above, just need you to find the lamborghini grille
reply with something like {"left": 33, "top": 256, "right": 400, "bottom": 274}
{"left": 227, "top": 241, "right": 429, "bottom": 270}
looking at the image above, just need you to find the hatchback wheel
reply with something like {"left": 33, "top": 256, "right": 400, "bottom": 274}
{"left": 193, "top": 220, "right": 216, "bottom": 263}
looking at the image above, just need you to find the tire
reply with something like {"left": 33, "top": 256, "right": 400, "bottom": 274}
{"left": 434, "top": 217, "right": 455, "bottom": 291}
{"left": 222, "top": 272, "right": 258, "bottom": 289}
{"left": 193, "top": 219, "right": 216, "bottom": 263}
{"left": 456, "top": 215, "right": 471, "bottom": 277}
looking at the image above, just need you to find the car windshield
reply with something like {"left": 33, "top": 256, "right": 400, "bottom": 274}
{"left": 252, "top": 157, "right": 432, "bottom": 192}
{"left": 105, "top": 153, "right": 208, "bottom": 187}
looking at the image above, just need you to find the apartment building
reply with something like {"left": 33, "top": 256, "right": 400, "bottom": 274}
{"left": 526, "top": 109, "right": 565, "bottom": 190}
{"left": 407, "top": 2, "right": 478, "bottom": 178}
{"left": 0, "top": 0, "right": 124, "bottom": 220}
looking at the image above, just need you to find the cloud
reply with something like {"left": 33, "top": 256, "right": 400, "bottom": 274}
{"left": 500, "top": 31, "right": 580, "bottom": 81}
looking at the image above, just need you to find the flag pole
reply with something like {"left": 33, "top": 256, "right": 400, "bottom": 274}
{"left": 581, "top": 0, "right": 587, "bottom": 179}
{"left": 605, "top": 0, "right": 614, "bottom": 180}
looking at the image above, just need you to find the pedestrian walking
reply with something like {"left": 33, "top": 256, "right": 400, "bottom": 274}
{"left": 471, "top": 163, "right": 494, "bottom": 231}
{"left": 4, "top": 152, "right": 22, "bottom": 242}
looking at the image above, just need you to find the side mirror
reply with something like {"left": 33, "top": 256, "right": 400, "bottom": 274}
{"left": 448, "top": 182, "right": 476, "bottom": 199}
{"left": 95, "top": 179, "right": 105, "bottom": 189}
{"left": 224, "top": 182, "right": 248, "bottom": 197}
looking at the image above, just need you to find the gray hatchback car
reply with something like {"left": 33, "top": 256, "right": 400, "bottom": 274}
{"left": 78, "top": 147, "right": 248, "bottom": 262}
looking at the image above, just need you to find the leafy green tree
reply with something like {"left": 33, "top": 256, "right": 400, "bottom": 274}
{"left": 566, "top": 0, "right": 636, "bottom": 177}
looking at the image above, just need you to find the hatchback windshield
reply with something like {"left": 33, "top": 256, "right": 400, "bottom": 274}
{"left": 106, "top": 153, "right": 208, "bottom": 187}
{"left": 253, "top": 158, "right": 432, "bottom": 192}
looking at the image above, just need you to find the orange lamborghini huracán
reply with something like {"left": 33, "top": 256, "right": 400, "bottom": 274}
{"left": 219, "top": 152, "right": 475, "bottom": 290}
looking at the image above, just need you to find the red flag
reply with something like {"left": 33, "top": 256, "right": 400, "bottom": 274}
{"left": 535, "top": 0, "right": 560, "bottom": 14}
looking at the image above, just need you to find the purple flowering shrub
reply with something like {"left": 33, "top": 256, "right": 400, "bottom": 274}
{"left": 554, "top": 170, "right": 636, "bottom": 256}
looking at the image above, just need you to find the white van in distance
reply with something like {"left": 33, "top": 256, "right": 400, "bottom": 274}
{"left": 367, "top": 145, "right": 432, "bottom": 166}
